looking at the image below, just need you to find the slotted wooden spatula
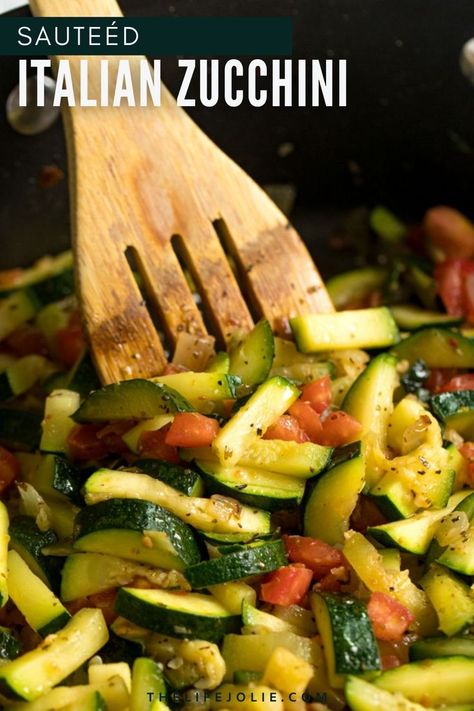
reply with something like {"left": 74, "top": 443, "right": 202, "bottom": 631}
{"left": 30, "top": 0, "right": 333, "bottom": 384}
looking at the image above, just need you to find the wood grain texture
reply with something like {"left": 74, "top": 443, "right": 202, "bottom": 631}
{"left": 30, "top": 0, "right": 333, "bottom": 384}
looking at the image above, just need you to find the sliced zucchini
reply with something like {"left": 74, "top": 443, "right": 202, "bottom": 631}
{"left": 66, "top": 351, "right": 101, "bottom": 398}
{"left": 427, "top": 491, "right": 474, "bottom": 567}
{"left": 420, "top": 563, "right": 474, "bottom": 636}
{"left": 0, "top": 627, "right": 21, "bottom": 661}
{"left": 206, "top": 351, "right": 230, "bottom": 374}
{"left": 228, "top": 319, "right": 274, "bottom": 388}
{"left": 431, "top": 390, "right": 474, "bottom": 440}
{"left": 241, "top": 599, "right": 293, "bottom": 632}
{"left": 436, "top": 524, "right": 474, "bottom": 575}
{"left": 379, "top": 547, "right": 401, "bottom": 572}
{"left": 196, "top": 460, "right": 305, "bottom": 511}
{"left": 33, "top": 454, "right": 82, "bottom": 504}
{"left": 73, "top": 498, "right": 200, "bottom": 571}
{"left": 88, "top": 661, "right": 132, "bottom": 692}
{"left": 0, "top": 501, "right": 8, "bottom": 607}
{"left": 342, "top": 353, "right": 398, "bottom": 488}
{"left": 61, "top": 690, "right": 108, "bottom": 711}
{"left": 373, "top": 656, "right": 474, "bottom": 706}
{"left": 212, "top": 376, "right": 299, "bottom": 466}
{"left": 131, "top": 657, "right": 167, "bottom": 711}
{"left": 83, "top": 469, "right": 271, "bottom": 535}
{"left": 122, "top": 415, "right": 174, "bottom": 454}
{"left": 0, "top": 289, "right": 39, "bottom": 342}
{"left": 132, "top": 459, "right": 204, "bottom": 497}
{"left": 0, "top": 408, "right": 42, "bottom": 451}
{"left": 151, "top": 372, "right": 239, "bottom": 414}
{"left": 40, "top": 389, "right": 81, "bottom": 454}
{"left": 0, "top": 355, "right": 51, "bottom": 401}
{"left": 184, "top": 438, "right": 331, "bottom": 477}
{"left": 7, "top": 549, "right": 70, "bottom": 637}
{"left": 185, "top": 539, "right": 286, "bottom": 588}
{"left": 290, "top": 307, "right": 399, "bottom": 353}
{"left": 326, "top": 267, "right": 388, "bottom": 310}
{"left": 370, "top": 205, "right": 406, "bottom": 243}
{"left": 115, "top": 588, "right": 240, "bottom": 642}
{"left": 409, "top": 636, "right": 474, "bottom": 661}
{"left": 0, "top": 250, "right": 73, "bottom": 296}
{"left": 61, "top": 552, "right": 188, "bottom": 601}
{"left": 221, "top": 631, "right": 320, "bottom": 681}
{"left": 73, "top": 379, "right": 193, "bottom": 423}
{"left": 9, "top": 676, "right": 129, "bottom": 711}
{"left": 9, "top": 515, "right": 62, "bottom": 590}
{"left": 390, "top": 304, "right": 462, "bottom": 331}
{"left": 209, "top": 580, "right": 256, "bottom": 615}
{"left": 46, "top": 498, "right": 81, "bottom": 540}
{"left": 368, "top": 492, "right": 466, "bottom": 555}
{"left": 343, "top": 530, "right": 437, "bottom": 635}
{"left": 0, "top": 608, "right": 108, "bottom": 701}
{"left": 304, "top": 442, "right": 364, "bottom": 545}
{"left": 391, "top": 328, "right": 474, "bottom": 367}
{"left": 311, "top": 592, "right": 380, "bottom": 688}
{"left": 345, "top": 675, "right": 429, "bottom": 711}
{"left": 35, "top": 298, "right": 71, "bottom": 351}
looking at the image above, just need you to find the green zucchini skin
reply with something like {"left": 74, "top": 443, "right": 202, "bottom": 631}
{"left": 9, "top": 516, "right": 63, "bottom": 591}
{"left": 74, "top": 498, "right": 201, "bottom": 570}
{"left": 409, "top": 636, "right": 474, "bottom": 661}
{"left": 312, "top": 592, "right": 381, "bottom": 686}
{"left": 196, "top": 460, "right": 305, "bottom": 511}
{"left": 0, "top": 409, "right": 42, "bottom": 452}
{"left": 304, "top": 442, "right": 364, "bottom": 545}
{"left": 73, "top": 379, "right": 193, "bottom": 423}
{"left": 30, "top": 268, "right": 75, "bottom": 306}
{"left": 431, "top": 390, "right": 474, "bottom": 439}
{"left": 390, "top": 304, "right": 463, "bottom": 331}
{"left": 115, "top": 588, "right": 241, "bottom": 642}
{"left": 0, "top": 627, "right": 21, "bottom": 661}
{"left": 391, "top": 328, "right": 474, "bottom": 368}
{"left": 66, "top": 351, "right": 101, "bottom": 399}
{"left": 373, "top": 656, "right": 474, "bottom": 706}
{"left": 35, "top": 454, "right": 83, "bottom": 505}
{"left": 228, "top": 319, "right": 275, "bottom": 388}
{"left": 185, "top": 539, "right": 287, "bottom": 588}
{"left": 133, "top": 459, "right": 203, "bottom": 497}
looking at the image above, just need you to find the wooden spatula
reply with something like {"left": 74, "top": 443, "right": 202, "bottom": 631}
{"left": 30, "top": 0, "right": 333, "bottom": 384}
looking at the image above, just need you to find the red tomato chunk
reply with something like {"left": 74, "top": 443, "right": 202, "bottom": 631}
{"left": 367, "top": 591, "right": 415, "bottom": 642}
{"left": 260, "top": 565, "right": 313, "bottom": 606}
{"left": 165, "top": 412, "right": 220, "bottom": 448}
{"left": 283, "top": 535, "right": 345, "bottom": 578}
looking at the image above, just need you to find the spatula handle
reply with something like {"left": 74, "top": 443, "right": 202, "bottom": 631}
{"left": 30, "top": 0, "right": 122, "bottom": 18}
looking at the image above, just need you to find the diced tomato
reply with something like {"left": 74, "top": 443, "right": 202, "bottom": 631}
{"left": 138, "top": 427, "right": 180, "bottom": 463}
{"left": 67, "top": 424, "right": 108, "bottom": 461}
{"left": 5, "top": 325, "right": 48, "bottom": 357}
{"left": 96, "top": 421, "right": 134, "bottom": 454}
{"left": 438, "top": 374, "right": 474, "bottom": 392}
{"left": 301, "top": 376, "right": 332, "bottom": 414}
{"left": 165, "top": 412, "right": 220, "bottom": 448}
{"left": 288, "top": 400, "right": 323, "bottom": 442}
{"left": 260, "top": 565, "right": 313, "bottom": 606}
{"left": 424, "top": 206, "right": 474, "bottom": 261}
{"left": 318, "top": 410, "right": 362, "bottom": 447}
{"left": 426, "top": 367, "right": 461, "bottom": 393}
{"left": 263, "top": 415, "right": 309, "bottom": 443}
{"left": 435, "top": 259, "right": 464, "bottom": 317}
{"left": 55, "top": 311, "right": 86, "bottom": 367}
{"left": 0, "top": 446, "right": 20, "bottom": 496}
{"left": 367, "top": 592, "right": 415, "bottom": 642}
{"left": 66, "top": 589, "right": 117, "bottom": 625}
{"left": 283, "top": 535, "right": 346, "bottom": 578}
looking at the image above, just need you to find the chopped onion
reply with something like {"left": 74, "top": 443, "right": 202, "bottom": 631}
{"left": 172, "top": 332, "right": 215, "bottom": 371}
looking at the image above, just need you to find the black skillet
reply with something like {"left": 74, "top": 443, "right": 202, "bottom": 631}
{"left": 1, "top": 0, "right": 473, "bottom": 278}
